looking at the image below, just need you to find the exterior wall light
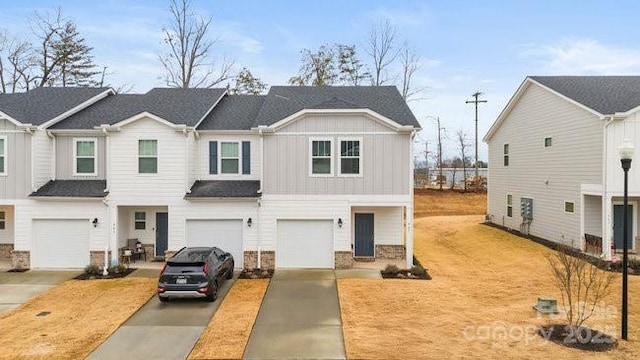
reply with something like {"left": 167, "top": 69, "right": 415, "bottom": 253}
{"left": 92, "top": 218, "right": 98, "bottom": 227}
{"left": 247, "top": 218, "right": 252, "bottom": 227}
{"left": 338, "top": 218, "right": 343, "bottom": 228}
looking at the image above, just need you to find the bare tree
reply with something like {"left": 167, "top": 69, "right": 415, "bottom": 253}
{"left": 31, "top": 8, "right": 66, "bottom": 87}
{"left": 159, "top": 0, "right": 234, "bottom": 88}
{"left": 430, "top": 116, "right": 446, "bottom": 190}
{"left": 0, "top": 31, "right": 37, "bottom": 93}
{"left": 231, "top": 67, "right": 267, "bottom": 94}
{"left": 289, "top": 45, "right": 337, "bottom": 86}
{"left": 456, "top": 129, "right": 471, "bottom": 191}
{"left": 547, "top": 252, "right": 615, "bottom": 341}
{"left": 399, "top": 41, "right": 424, "bottom": 100}
{"left": 366, "top": 19, "right": 399, "bottom": 86}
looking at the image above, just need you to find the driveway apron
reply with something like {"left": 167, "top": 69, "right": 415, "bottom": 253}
{"left": 0, "top": 270, "right": 79, "bottom": 315}
{"left": 244, "top": 269, "right": 346, "bottom": 360}
{"left": 88, "top": 276, "right": 236, "bottom": 360}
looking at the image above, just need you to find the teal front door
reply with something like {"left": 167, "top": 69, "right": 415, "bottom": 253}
{"left": 156, "top": 213, "right": 168, "bottom": 257}
{"left": 614, "top": 204, "right": 633, "bottom": 250}
{"left": 354, "top": 213, "right": 374, "bottom": 257}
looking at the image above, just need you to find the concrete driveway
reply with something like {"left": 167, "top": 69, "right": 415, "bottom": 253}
{"left": 88, "top": 274, "right": 236, "bottom": 360}
{"left": 244, "top": 269, "right": 346, "bottom": 360}
{"left": 0, "top": 270, "right": 80, "bottom": 315}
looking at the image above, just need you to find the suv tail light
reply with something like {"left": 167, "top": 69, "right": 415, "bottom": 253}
{"left": 203, "top": 262, "right": 209, "bottom": 277}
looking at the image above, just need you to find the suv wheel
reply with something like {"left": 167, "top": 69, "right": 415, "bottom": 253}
{"left": 226, "top": 263, "right": 234, "bottom": 279}
{"left": 205, "top": 281, "right": 218, "bottom": 302}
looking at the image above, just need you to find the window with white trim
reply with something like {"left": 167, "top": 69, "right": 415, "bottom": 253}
{"left": 134, "top": 211, "right": 146, "bottom": 230}
{"left": 339, "top": 139, "right": 361, "bottom": 176}
{"left": 503, "top": 144, "right": 509, "bottom": 166}
{"left": 0, "top": 136, "right": 6, "bottom": 175}
{"left": 310, "top": 139, "right": 333, "bottom": 175}
{"left": 138, "top": 140, "right": 157, "bottom": 173}
{"left": 220, "top": 142, "right": 240, "bottom": 174}
{"left": 506, "top": 194, "right": 513, "bottom": 217}
{"left": 564, "top": 201, "right": 574, "bottom": 214}
{"left": 0, "top": 211, "right": 5, "bottom": 230}
{"left": 544, "top": 137, "right": 552, "bottom": 147}
{"left": 74, "top": 138, "right": 97, "bottom": 175}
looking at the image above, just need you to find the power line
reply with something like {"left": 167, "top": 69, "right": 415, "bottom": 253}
{"left": 466, "top": 91, "right": 487, "bottom": 178}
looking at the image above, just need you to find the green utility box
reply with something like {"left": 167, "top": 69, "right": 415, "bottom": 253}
{"left": 533, "top": 297, "right": 558, "bottom": 314}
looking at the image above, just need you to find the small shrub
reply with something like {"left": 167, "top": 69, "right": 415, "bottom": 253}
{"left": 108, "top": 264, "right": 127, "bottom": 275}
{"left": 384, "top": 264, "right": 400, "bottom": 274}
{"left": 410, "top": 264, "right": 426, "bottom": 276}
{"left": 84, "top": 264, "right": 101, "bottom": 276}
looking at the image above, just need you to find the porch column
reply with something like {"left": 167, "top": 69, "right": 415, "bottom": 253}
{"left": 109, "top": 203, "right": 118, "bottom": 265}
{"left": 405, "top": 205, "right": 414, "bottom": 268}
{"left": 603, "top": 194, "right": 613, "bottom": 260}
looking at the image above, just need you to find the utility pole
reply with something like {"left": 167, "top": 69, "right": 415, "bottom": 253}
{"left": 436, "top": 117, "right": 444, "bottom": 191}
{"left": 424, "top": 141, "right": 430, "bottom": 187}
{"left": 466, "top": 91, "right": 487, "bottom": 178}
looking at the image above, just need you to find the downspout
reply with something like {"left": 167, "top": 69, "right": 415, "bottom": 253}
{"left": 407, "top": 129, "right": 417, "bottom": 267}
{"left": 102, "top": 127, "right": 109, "bottom": 192}
{"left": 28, "top": 128, "right": 35, "bottom": 191}
{"left": 47, "top": 131, "right": 56, "bottom": 181}
{"left": 602, "top": 116, "right": 615, "bottom": 260}
{"left": 257, "top": 127, "right": 264, "bottom": 268}
{"left": 101, "top": 126, "right": 110, "bottom": 274}
{"left": 184, "top": 128, "right": 190, "bottom": 194}
{"left": 195, "top": 130, "right": 201, "bottom": 181}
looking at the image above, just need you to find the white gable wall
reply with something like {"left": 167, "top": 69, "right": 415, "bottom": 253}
{"left": 487, "top": 83, "right": 603, "bottom": 247}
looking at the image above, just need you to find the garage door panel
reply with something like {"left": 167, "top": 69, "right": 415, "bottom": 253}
{"left": 32, "top": 219, "right": 90, "bottom": 269}
{"left": 277, "top": 220, "right": 333, "bottom": 268}
{"left": 186, "top": 219, "right": 243, "bottom": 268}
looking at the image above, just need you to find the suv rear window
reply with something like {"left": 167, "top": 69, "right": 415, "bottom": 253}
{"left": 170, "top": 248, "right": 211, "bottom": 263}
{"left": 164, "top": 264, "right": 204, "bottom": 273}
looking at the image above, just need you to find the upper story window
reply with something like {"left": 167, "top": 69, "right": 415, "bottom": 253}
{"left": 339, "top": 139, "right": 362, "bottom": 176}
{"left": 74, "top": 138, "right": 97, "bottom": 175}
{"left": 564, "top": 201, "right": 574, "bottom": 214}
{"left": 134, "top": 211, "right": 146, "bottom": 230}
{"left": 544, "top": 137, "right": 552, "bottom": 147}
{"left": 310, "top": 139, "right": 333, "bottom": 176}
{"left": 503, "top": 144, "right": 509, "bottom": 166}
{"left": 0, "top": 211, "right": 5, "bottom": 230}
{"left": 0, "top": 136, "right": 5, "bottom": 175}
{"left": 506, "top": 194, "right": 513, "bottom": 217}
{"left": 221, "top": 142, "right": 240, "bottom": 174}
{"left": 138, "top": 140, "right": 158, "bottom": 174}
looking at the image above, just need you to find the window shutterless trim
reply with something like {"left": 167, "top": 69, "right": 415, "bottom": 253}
{"left": 337, "top": 137, "right": 363, "bottom": 177}
{"left": 138, "top": 139, "right": 158, "bottom": 174}
{"left": 564, "top": 201, "right": 575, "bottom": 214}
{"left": 73, "top": 137, "right": 98, "bottom": 176}
{"left": 309, "top": 137, "right": 334, "bottom": 177}
{"left": 0, "top": 135, "right": 6, "bottom": 176}
{"left": 506, "top": 193, "right": 513, "bottom": 217}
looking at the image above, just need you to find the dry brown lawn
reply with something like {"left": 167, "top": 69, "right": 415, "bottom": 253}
{"left": 338, "top": 215, "right": 640, "bottom": 359}
{"left": 414, "top": 188, "right": 486, "bottom": 217}
{"left": 188, "top": 279, "right": 269, "bottom": 360}
{"left": 0, "top": 277, "right": 156, "bottom": 360}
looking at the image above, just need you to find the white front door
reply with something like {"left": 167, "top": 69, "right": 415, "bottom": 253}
{"left": 186, "top": 219, "right": 243, "bottom": 268}
{"left": 32, "top": 219, "right": 90, "bottom": 268}
{"left": 276, "top": 220, "right": 334, "bottom": 268}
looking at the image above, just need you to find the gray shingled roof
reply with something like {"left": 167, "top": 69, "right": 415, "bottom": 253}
{"left": 530, "top": 76, "right": 640, "bottom": 115}
{"left": 0, "top": 87, "right": 109, "bottom": 125}
{"left": 253, "top": 86, "right": 420, "bottom": 127}
{"left": 198, "top": 95, "right": 266, "bottom": 130}
{"left": 52, "top": 88, "right": 226, "bottom": 129}
{"left": 30, "top": 180, "right": 108, "bottom": 198}
{"left": 185, "top": 180, "right": 261, "bottom": 198}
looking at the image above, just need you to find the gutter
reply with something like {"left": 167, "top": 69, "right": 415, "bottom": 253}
{"left": 601, "top": 115, "right": 616, "bottom": 260}
{"left": 257, "top": 126, "right": 268, "bottom": 268}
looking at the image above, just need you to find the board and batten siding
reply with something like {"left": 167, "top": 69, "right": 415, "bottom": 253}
{"left": 197, "top": 134, "right": 260, "bottom": 181}
{"left": 351, "top": 206, "right": 403, "bottom": 246}
{"left": 55, "top": 135, "right": 107, "bottom": 179}
{"left": 487, "top": 82, "right": 603, "bottom": 247}
{"left": 263, "top": 114, "right": 410, "bottom": 195}
{"left": 107, "top": 118, "right": 188, "bottom": 204}
{"left": 33, "top": 131, "right": 52, "bottom": 189}
{"left": 0, "top": 119, "right": 32, "bottom": 199}
{"left": 583, "top": 195, "right": 602, "bottom": 237}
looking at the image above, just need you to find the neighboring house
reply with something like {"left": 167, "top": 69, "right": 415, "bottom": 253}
{"left": 0, "top": 85, "right": 420, "bottom": 269}
{"left": 484, "top": 76, "right": 640, "bottom": 260}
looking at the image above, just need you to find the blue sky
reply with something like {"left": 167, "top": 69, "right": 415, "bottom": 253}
{"left": 2, "top": 0, "right": 640, "bottom": 160}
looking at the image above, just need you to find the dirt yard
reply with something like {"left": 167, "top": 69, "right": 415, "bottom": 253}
{"left": 338, "top": 193, "right": 640, "bottom": 359}
{"left": 414, "top": 188, "right": 486, "bottom": 217}
{"left": 0, "top": 278, "right": 156, "bottom": 359}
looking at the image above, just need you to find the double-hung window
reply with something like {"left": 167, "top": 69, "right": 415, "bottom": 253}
{"left": 0, "top": 211, "right": 5, "bottom": 230}
{"left": 506, "top": 194, "right": 513, "bottom": 217}
{"left": 310, "top": 139, "right": 333, "bottom": 176}
{"left": 0, "top": 136, "right": 6, "bottom": 175}
{"left": 74, "top": 138, "right": 97, "bottom": 175}
{"left": 339, "top": 139, "right": 361, "bottom": 176}
{"left": 138, "top": 140, "right": 158, "bottom": 174}
{"left": 220, "top": 142, "right": 240, "bottom": 174}
{"left": 503, "top": 144, "right": 509, "bottom": 166}
{"left": 134, "top": 211, "right": 146, "bottom": 230}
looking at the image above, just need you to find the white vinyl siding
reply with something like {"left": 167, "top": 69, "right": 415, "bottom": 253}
{"left": 220, "top": 142, "right": 240, "bottom": 174}
{"left": 138, "top": 139, "right": 158, "bottom": 173}
{"left": 74, "top": 138, "right": 97, "bottom": 176}
{"left": 310, "top": 138, "right": 333, "bottom": 176}
{"left": 0, "top": 136, "right": 5, "bottom": 175}
{"left": 338, "top": 138, "right": 362, "bottom": 176}
{"left": 486, "top": 82, "right": 603, "bottom": 246}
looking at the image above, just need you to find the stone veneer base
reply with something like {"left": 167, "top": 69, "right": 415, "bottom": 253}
{"left": 334, "top": 251, "right": 354, "bottom": 269}
{"left": 11, "top": 250, "right": 30, "bottom": 270}
{"left": 375, "top": 245, "right": 406, "bottom": 259}
{"left": 243, "top": 251, "right": 275, "bottom": 270}
{"left": 0, "top": 243, "right": 14, "bottom": 260}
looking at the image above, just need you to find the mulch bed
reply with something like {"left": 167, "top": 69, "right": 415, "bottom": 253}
{"left": 7, "top": 268, "right": 29, "bottom": 273}
{"left": 537, "top": 324, "right": 617, "bottom": 352}
{"left": 238, "top": 269, "right": 274, "bottom": 279}
{"left": 74, "top": 268, "right": 136, "bottom": 280}
{"left": 380, "top": 269, "right": 431, "bottom": 280}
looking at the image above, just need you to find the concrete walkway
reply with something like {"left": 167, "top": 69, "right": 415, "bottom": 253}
{"left": 0, "top": 270, "right": 79, "bottom": 315}
{"left": 244, "top": 269, "right": 346, "bottom": 360}
{"left": 88, "top": 274, "right": 236, "bottom": 360}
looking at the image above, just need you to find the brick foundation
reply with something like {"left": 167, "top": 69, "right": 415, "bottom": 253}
{"left": 243, "top": 250, "right": 275, "bottom": 270}
{"left": 334, "top": 251, "right": 354, "bottom": 269}
{"left": 11, "top": 250, "right": 30, "bottom": 270}
{"left": 0, "top": 244, "right": 14, "bottom": 260}
{"left": 90, "top": 251, "right": 113, "bottom": 268}
{"left": 375, "top": 245, "right": 405, "bottom": 259}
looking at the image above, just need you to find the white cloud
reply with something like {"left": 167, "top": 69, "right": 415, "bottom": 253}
{"left": 520, "top": 38, "right": 640, "bottom": 75}
{"left": 218, "top": 22, "right": 263, "bottom": 54}
{"left": 366, "top": 4, "right": 433, "bottom": 29}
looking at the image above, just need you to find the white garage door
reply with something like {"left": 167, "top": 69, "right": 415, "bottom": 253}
{"left": 32, "top": 219, "right": 90, "bottom": 269}
{"left": 186, "top": 219, "right": 243, "bottom": 268}
{"left": 276, "top": 220, "right": 334, "bottom": 268}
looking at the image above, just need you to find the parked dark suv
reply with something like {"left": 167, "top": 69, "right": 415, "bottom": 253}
{"left": 157, "top": 247, "right": 234, "bottom": 302}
